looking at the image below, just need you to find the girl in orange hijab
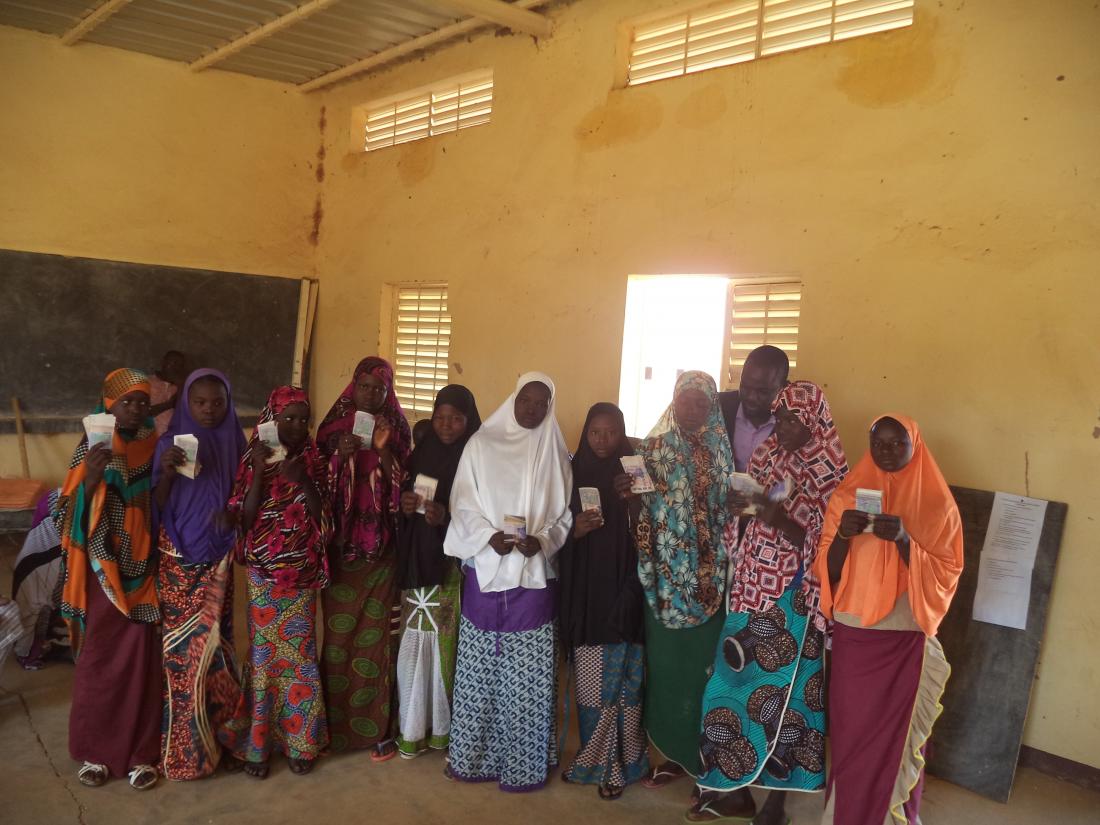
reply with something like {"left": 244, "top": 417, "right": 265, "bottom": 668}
{"left": 57, "top": 368, "right": 162, "bottom": 791}
{"left": 814, "top": 414, "right": 963, "bottom": 825}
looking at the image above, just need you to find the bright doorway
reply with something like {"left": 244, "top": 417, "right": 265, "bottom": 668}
{"left": 618, "top": 275, "right": 730, "bottom": 438}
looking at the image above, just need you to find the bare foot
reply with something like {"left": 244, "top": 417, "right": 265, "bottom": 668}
{"left": 243, "top": 761, "right": 269, "bottom": 780}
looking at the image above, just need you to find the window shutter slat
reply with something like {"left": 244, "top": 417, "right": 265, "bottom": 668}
{"left": 363, "top": 70, "right": 493, "bottom": 153}
{"left": 628, "top": 0, "right": 911, "bottom": 86}
{"left": 391, "top": 283, "right": 451, "bottom": 417}
{"left": 727, "top": 281, "right": 802, "bottom": 383}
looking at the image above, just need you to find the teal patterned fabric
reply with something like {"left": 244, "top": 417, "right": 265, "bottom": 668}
{"left": 635, "top": 371, "right": 734, "bottom": 630}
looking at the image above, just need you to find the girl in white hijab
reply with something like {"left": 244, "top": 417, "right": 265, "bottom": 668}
{"left": 443, "top": 373, "right": 573, "bottom": 792}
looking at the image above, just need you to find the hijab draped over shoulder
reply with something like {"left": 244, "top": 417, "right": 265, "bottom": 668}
{"left": 397, "top": 384, "right": 481, "bottom": 589}
{"left": 815, "top": 414, "right": 963, "bottom": 637}
{"left": 635, "top": 370, "right": 734, "bottom": 630}
{"left": 152, "top": 368, "right": 246, "bottom": 565}
{"left": 58, "top": 368, "right": 160, "bottom": 652}
{"left": 317, "top": 357, "right": 412, "bottom": 562}
{"left": 729, "top": 381, "right": 848, "bottom": 632}
{"left": 444, "top": 372, "right": 573, "bottom": 592}
{"left": 228, "top": 386, "right": 332, "bottom": 589}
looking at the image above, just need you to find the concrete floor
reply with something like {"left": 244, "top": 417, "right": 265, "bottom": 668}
{"left": 3, "top": 535, "right": 1098, "bottom": 825}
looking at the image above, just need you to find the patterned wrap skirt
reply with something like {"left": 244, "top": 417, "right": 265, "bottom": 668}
{"left": 233, "top": 567, "right": 328, "bottom": 763}
{"left": 447, "top": 617, "right": 558, "bottom": 792}
{"left": 563, "top": 642, "right": 650, "bottom": 788}
{"left": 396, "top": 564, "right": 461, "bottom": 756}
{"left": 696, "top": 579, "right": 826, "bottom": 793}
{"left": 158, "top": 535, "right": 245, "bottom": 780}
{"left": 321, "top": 553, "right": 401, "bottom": 752}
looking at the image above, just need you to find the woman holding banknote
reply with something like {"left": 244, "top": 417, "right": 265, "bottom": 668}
{"left": 558, "top": 402, "right": 649, "bottom": 799}
{"left": 631, "top": 371, "right": 734, "bottom": 797}
{"left": 317, "top": 356, "right": 411, "bottom": 759}
{"left": 690, "top": 380, "right": 848, "bottom": 824}
{"left": 394, "top": 384, "right": 481, "bottom": 759}
{"left": 228, "top": 386, "right": 331, "bottom": 778}
{"left": 443, "top": 373, "right": 573, "bottom": 792}
{"left": 814, "top": 414, "right": 963, "bottom": 825}
{"left": 58, "top": 369, "right": 161, "bottom": 791}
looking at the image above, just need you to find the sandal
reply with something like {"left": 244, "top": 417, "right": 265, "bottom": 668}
{"left": 222, "top": 755, "right": 246, "bottom": 774}
{"left": 243, "top": 761, "right": 269, "bottom": 780}
{"left": 442, "top": 762, "right": 457, "bottom": 782}
{"left": 127, "top": 764, "right": 158, "bottom": 791}
{"left": 77, "top": 762, "right": 108, "bottom": 787}
{"left": 684, "top": 791, "right": 755, "bottom": 823}
{"left": 288, "top": 758, "right": 314, "bottom": 776}
{"left": 598, "top": 784, "right": 624, "bottom": 801}
{"left": 370, "top": 741, "right": 398, "bottom": 763}
{"left": 642, "top": 761, "right": 687, "bottom": 789}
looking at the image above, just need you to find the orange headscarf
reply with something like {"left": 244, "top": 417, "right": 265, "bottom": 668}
{"left": 58, "top": 368, "right": 160, "bottom": 653}
{"left": 814, "top": 414, "right": 963, "bottom": 637}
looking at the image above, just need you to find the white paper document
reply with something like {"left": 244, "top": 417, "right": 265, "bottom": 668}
{"left": 972, "top": 492, "right": 1047, "bottom": 630}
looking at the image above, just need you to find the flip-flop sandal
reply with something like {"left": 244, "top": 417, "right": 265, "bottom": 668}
{"left": 684, "top": 794, "right": 756, "bottom": 823}
{"left": 442, "top": 763, "right": 457, "bottom": 782}
{"left": 371, "top": 742, "right": 398, "bottom": 763}
{"left": 77, "top": 762, "right": 108, "bottom": 787}
{"left": 642, "top": 764, "right": 686, "bottom": 789}
{"left": 288, "top": 759, "right": 314, "bottom": 776}
{"left": 127, "top": 764, "right": 158, "bottom": 791}
{"left": 598, "top": 785, "right": 624, "bottom": 801}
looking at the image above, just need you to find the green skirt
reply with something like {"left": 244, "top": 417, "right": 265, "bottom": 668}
{"left": 643, "top": 605, "right": 724, "bottom": 775}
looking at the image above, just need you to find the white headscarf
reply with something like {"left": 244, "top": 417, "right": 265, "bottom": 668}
{"left": 444, "top": 372, "right": 573, "bottom": 592}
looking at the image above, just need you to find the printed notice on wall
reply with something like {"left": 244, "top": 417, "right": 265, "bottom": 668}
{"left": 972, "top": 492, "right": 1048, "bottom": 630}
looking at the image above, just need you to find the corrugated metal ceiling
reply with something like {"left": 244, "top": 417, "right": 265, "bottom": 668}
{"left": 0, "top": 0, "right": 544, "bottom": 89}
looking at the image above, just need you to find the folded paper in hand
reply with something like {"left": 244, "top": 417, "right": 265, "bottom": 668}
{"left": 83, "top": 413, "right": 116, "bottom": 448}
{"left": 414, "top": 474, "right": 438, "bottom": 515}
{"left": 173, "top": 434, "right": 201, "bottom": 479}
{"left": 620, "top": 456, "right": 655, "bottom": 494}
{"left": 257, "top": 421, "right": 287, "bottom": 464}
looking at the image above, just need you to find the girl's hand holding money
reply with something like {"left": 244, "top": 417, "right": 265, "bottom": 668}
{"left": 161, "top": 445, "right": 186, "bottom": 478}
{"left": 84, "top": 442, "right": 112, "bottom": 492}
{"left": 251, "top": 442, "right": 273, "bottom": 472}
{"left": 489, "top": 531, "right": 511, "bottom": 556}
{"left": 516, "top": 535, "right": 542, "bottom": 558}
{"left": 424, "top": 501, "right": 446, "bottom": 527}
{"left": 400, "top": 491, "right": 420, "bottom": 515}
{"left": 337, "top": 432, "right": 362, "bottom": 459}
{"left": 613, "top": 473, "right": 635, "bottom": 500}
{"left": 574, "top": 509, "right": 604, "bottom": 539}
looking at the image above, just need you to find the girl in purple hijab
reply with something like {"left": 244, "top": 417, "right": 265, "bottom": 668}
{"left": 152, "top": 369, "right": 248, "bottom": 780}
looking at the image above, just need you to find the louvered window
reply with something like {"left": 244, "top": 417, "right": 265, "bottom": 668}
{"left": 627, "top": 0, "right": 914, "bottom": 86}
{"left": 363, "top": 69, "right": 493, "bottom": 152}
{"left": 724, "top": 281, "right": 801, "bottom": 387}
{"left": 391, "top": 284, "right": 451, "bottom": 418}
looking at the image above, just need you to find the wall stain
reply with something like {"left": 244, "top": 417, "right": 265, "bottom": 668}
{"left": 309, "top": 194, "right": 323, "bottom": 247}
{"left": 675, "top": 83, "right": 727, "bottom": 129}
{"left": 315, "top": 105, "right": 327, "bottom": 183}
{"left": 835, "top": 13, "right": 961, "bottom": 108}
{"left": 397, "top": 138, "right": 435, "bottom": 185}
{"left": 575, "top": 90, "right": 662, "bottom": 150}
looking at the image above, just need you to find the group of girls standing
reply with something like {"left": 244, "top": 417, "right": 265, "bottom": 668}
{"left": 53, "top": 347, "right": 963, "bottom": 825}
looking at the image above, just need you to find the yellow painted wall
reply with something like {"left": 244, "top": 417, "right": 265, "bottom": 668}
{"left": 2, "top": 0, "right": 1098, "bottom": 771}
{"left": 0, "top": 25, "right": 321, "bottom": 484}
{"left": 312, "top": 0, "right": 1100, "bottom": 767}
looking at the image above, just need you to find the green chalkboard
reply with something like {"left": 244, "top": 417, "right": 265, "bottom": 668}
{"left": 0, "top": 249, "right": 302, "bottom": 432}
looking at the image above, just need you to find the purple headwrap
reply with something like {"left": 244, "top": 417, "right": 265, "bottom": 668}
{"left": 152, "top": 369, "right": 247, "bottom": 565}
